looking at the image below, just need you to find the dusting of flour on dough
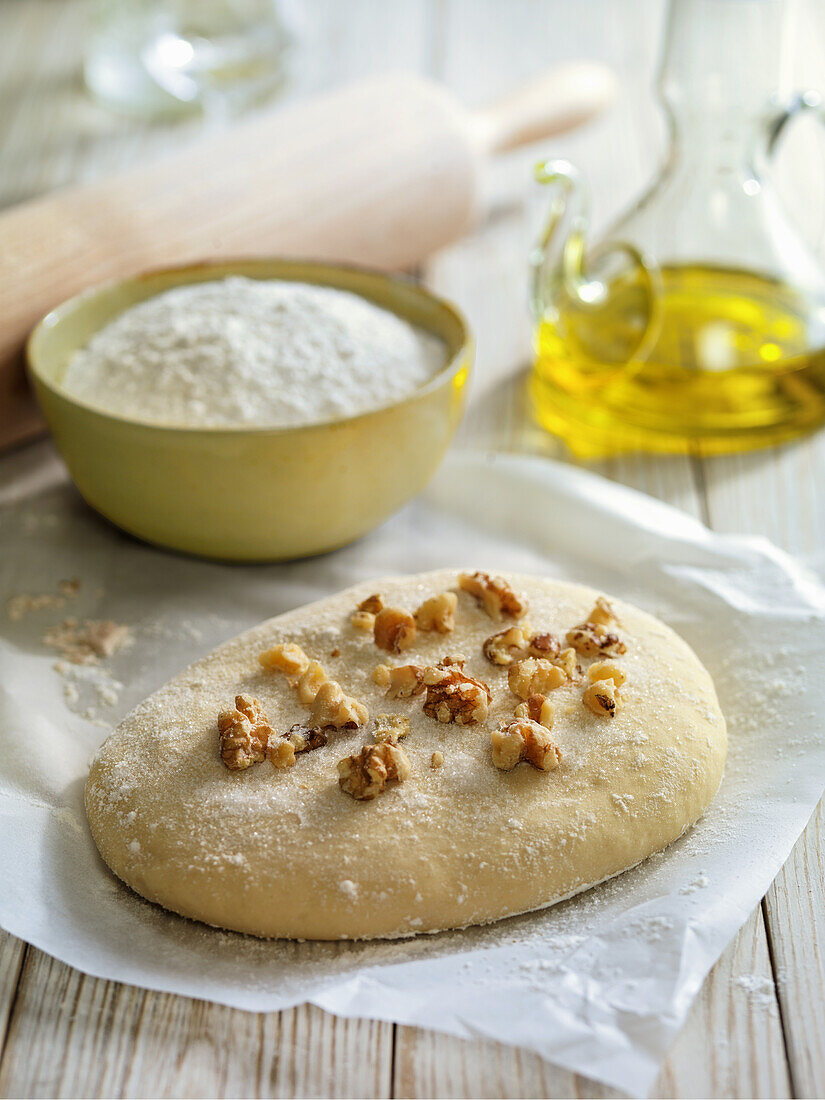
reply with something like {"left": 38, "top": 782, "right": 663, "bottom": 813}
{"left": 85, "top": 570, "right": 727, "bottom": 941}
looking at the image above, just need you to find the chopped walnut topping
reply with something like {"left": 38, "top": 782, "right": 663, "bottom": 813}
{"left": 555, "top": 647, "right": 579, "bottom": 679}
{"left": 582, "top": 679, "right": 619, "bottom": 718}
{"left": 359, "top": 593, "right": 384, "bottom": 615}
{"left": 310, "top": 680, "right": 368, "bottom": 728}
{"left": 588, "top": 661, "right": 626, "bottom": 687}
{"left": 438, "top": 654, "right": 466, "bottom": 668}
{"left": 258, "top": 642, "right": 310, "bottom": 679}
{"left": 330, "top": 647, "right": 341, "bottom": 659}
{"left": 372, "top": 664, "right": 391, "bottom": 687}
{"left": 260, "top": 643, "right": 369, "bottom": 726}
{"left": 565, "top": 623, "right": 626, "bottom": 658}
{"left": 296, "top": 660, "right": 329, "bottom": 705}
{"left": 508, "top": 657, "right": 567, "bottom": 700}
{"left": 286, "top": 722, "right": 329, "bottom": 752}
{"left": 482, "top": 624, "right": 561, "bottom": 666}
{"left": 527, "top": 632, "right": 561, "bottom": 659}
{"left": 422, "top": 664, "right": 491, "bottom": 725}
{"left": 374, "top": 607, "right": 417, "bottom": 653}
{"left": 431, "top": 751, "right": 444, "bottom": 769}
{"left": 269, "top": 740, "right": 297, "bottom": 769}
{"left": 414, "top": 592, "right": 458, "bottom": 634}
{"left": 482, "top": 624, "right": 530, "bottom": 666}
{"left": 269, "top": 723, "right": 328, "bottom": 769}
{"left": 375, "top": 663, "right": 425, "bottom": 698}
{"left": 338, "top": 742, "right": 411, "bottom": 800}
{"left": 491, "top": 717, "right": 562, "bottom": 772}
{"left": 589, "top": 596, "right": 617, "bottom": 626}
{"left": 351, "top": 595, "right": 382, "bottom": 631}
{"left": 514, "top": 692, "right": 554, "bottom": 729}
{"left": 218, "top": 694, "right": 273, "bottom": 770}
{"left": 458, "top": 571, "right": 527, "bottom": 621}
{"left": 350, "top": 610, "right": 376, "bottom": 631}
{"left": 374, "top": 713, "right": 410, "bottom": 745}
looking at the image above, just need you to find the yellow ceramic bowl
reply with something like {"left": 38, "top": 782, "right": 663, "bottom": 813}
{"left": 27, "top": 259, "right": 472, "bottom": 561}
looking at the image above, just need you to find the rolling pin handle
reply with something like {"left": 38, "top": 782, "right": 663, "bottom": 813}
{"left": 473, "top": 62, "right": 616, "bottom": 155}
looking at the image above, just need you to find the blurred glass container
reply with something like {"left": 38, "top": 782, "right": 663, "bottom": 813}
{"left": 530, "top": 0, "right": 825, "bottom": 456}
{"left": 85, "top": 0, "right": 290, "bottom": 119}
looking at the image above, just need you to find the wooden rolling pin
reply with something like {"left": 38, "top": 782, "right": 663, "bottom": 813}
{"left": 0, "top": 63, "right": 614, "bottom": 451}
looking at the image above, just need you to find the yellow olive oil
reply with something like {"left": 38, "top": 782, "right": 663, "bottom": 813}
{"left": 532, "top": 264, "right": 825, "bottom": 456}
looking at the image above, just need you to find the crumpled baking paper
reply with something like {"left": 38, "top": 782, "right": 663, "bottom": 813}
{"left": 1, "top": 445, "right": 824, "bottom": 1097}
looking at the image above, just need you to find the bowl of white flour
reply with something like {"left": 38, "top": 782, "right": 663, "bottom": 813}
{"left": 27, "top": 259, "right": 472, "bottom": 560}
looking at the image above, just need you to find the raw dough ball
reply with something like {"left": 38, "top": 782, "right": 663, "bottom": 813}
{"left": 85, "top": 570, "right": 726, "bottom": 940}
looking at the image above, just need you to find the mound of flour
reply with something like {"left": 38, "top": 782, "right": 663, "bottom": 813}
{"left": 61, "top": 277, "right": 446, "bottom": 427}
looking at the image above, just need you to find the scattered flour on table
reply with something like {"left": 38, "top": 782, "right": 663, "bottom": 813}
{"left": 735, "top": 974, "right": 778, "bottom": 1009}
{"left": 61, "top": 277, "right": 446, "bottom": 427}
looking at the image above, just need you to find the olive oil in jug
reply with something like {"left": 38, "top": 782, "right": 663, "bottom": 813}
{"left": 530, "top": 0, "right": 825, "bottom": 456}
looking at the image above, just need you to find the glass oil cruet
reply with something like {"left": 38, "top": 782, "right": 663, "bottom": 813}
{"left": 530, "top": 0, "right": 825, "bottom": 456}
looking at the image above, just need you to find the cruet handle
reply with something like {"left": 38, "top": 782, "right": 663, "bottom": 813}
{"left": 530, "top": 159, "right": 661, "bottom": 362}
{"left": 529, "top": 159, "right": 587, "bottom": 322}
{"left": 762, "top": 90, "right": 825, "bottom": 159}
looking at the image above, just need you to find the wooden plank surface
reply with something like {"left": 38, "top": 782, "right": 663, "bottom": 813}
{"left": 1, "top": 0, "right": 824, "bottom": 1096}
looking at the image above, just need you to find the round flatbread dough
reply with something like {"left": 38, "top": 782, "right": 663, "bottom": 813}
{"left": 85, "top": 570, "right": 726, "bottom": 940}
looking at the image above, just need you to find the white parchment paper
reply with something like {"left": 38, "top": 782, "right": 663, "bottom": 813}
{"left": 1, "top": 445, "right": 824, "bottom": 1097}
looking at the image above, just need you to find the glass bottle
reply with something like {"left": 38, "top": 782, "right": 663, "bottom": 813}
{"left": 530, "top": 0, "right": 825, "bottom": 456}
{"left": 85, "top": 0, "right": 290, "bottom": 120}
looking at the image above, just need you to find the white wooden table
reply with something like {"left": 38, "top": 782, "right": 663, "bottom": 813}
{"left": 1, "top": 2, "right": 824, "bottom": 1096}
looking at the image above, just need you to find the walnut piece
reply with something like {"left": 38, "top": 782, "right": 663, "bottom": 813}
{"left": 338, "top": 742, "right": 411, "bottom": 800}
{"left": 374, "top": 607, "right": 417, "bottom": 653}
{"left": 491, "top": 717, "right": 561, "bottom": 772}
{"left": 269, "top": 740, "right": 297, "bottom": 769}
{"left": 359, "top": 593, "right": 384, "bottom": 615}
{"left": 582, "top": 679, "right": 619, "bottom": 718}
{"left": 351, "top": 594, "right": 384, "bottom": 631}
{"left": 269, "top": 723, "right": 329, "bottom": 769}
{"left": 514, "top": 692, "right": 554, "bottom": 729}
{"left": 482, "top": 624, "right": 530, "bottom": 666}
{"left": 566, "top": 598, "right": 626, "bottom": 657}
{"left": 458, "top": 571, "right": 527, "bottom": 621}
{"left": 374, "top": 713, "right": 410, "bottom": 745}
{"left": 310, "top": 680, "right": 368, "bottom": 729}
{"left": 258, "top": 642, "right": 310, "bottom": 679}
{"left": 589, "top": 596, "right": 617, "bottom": 626}
{"left": 422, "top": 664, "right": 491, "bottom": 725}
{"left": 351, "top": 610, "right": 376, "bottom": 631}
{"left": 526, "top": 632, "right": 561, "bottom": 659}
{"left": 482, "top": 624, "right": 561, "bottom": 666}
{"left": 555, "top": 647, "right": 579, "bottom": 679}
{"left": 258, "top": 640, "right": 368, "bottom": 727}
{"left": 296, "top": 660, "right": 329, "bottom": 705}
{"left": 374, "top": 663, "right": 425, "bottom": 698}
{"left": 565, "top": 623, "right": 627, "bottom": 658}
{"left": 588, "top": 661, "right": 626, "bottom": 686}
{"left": 415, "top": 592, "right": 458, "bottom": 634}
{"left": 218, "top": 694, "right": 273, "bottom": 770}
{"left": 508, "top": 657, "right": 567, "bottom": 700}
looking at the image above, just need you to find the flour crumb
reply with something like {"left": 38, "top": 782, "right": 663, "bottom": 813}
{"left": 339, "top": 879, "right": 359, "bottom": 900}
{"left": 735, "top": 974, "right": 777, "bottom": 1008}
{"left": 61, "top": 277, "right": 445, "bottom": 428}
{"left": 44, "top": 618, "right": 132, "bottom": 664}
{"left": 7, "top": 578, "right": 80, "bottom": 621}
{"left": 679, "top": 871, "right": 710, "bottom": 894}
